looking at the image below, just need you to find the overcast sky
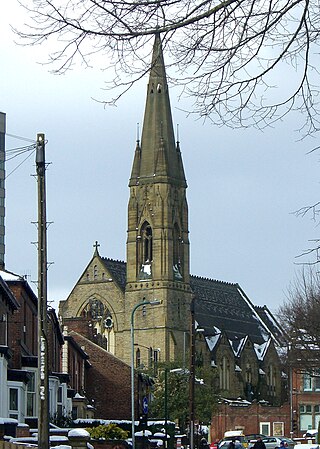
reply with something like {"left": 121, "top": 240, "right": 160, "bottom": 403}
{"left": 2, "top": 1, "right": 319, "bottom": 315}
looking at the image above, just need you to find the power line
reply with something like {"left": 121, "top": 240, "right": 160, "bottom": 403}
{"left": 6, "top": 144, "right": 36, "bottom": 161}
{"left": 5, "top": 132, "right": 36, "bottom": 143}
{"left": 5, "top": 147, "right": 36, "bottom": 180}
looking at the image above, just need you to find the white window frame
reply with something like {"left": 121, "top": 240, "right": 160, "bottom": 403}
{"left": 25, "top": 368, "right": 37, "bottom": 418}
{"left": 260, "top": 422, "right": 270, "bottom": 436}
{"left": 7, "top": 381, "right": 26, "bottom": 422}
{"left": 303, "top": 373, "right": 313, "bottom": 391}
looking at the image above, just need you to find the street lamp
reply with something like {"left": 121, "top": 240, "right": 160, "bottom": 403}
{"left": 131, "top": 298, "right": 161, "bottom": 449}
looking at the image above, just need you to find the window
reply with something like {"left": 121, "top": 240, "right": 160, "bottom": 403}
{"left": 303, "top": 373, "right": 313, "bottom": 391}
{"left": 300, "top": 404, "right": 317, "bottom": 431}
{"left": 57, "top": 386, "right": 63, "bottom": 417}
{"left": 173, "top": 223, "right": 183, "bottom": 280}
{"left": 246, "top": 363, "right": 252, "bottom": 383}
{"left": 136, "top": 348, "right": 141, "bottom": 368}
{"left": 149, "top": 347, "right": 154, "bottom": 368}
{"left": 315, "top": 407, "right": 320, "bottom": 430}
{"left": 260, "top": 422, "right": 270, "bottom": 436}
{"left": 72, "top": 406, "right": 78, "bottom": 420}
{"left": 9, "top": 388, "right": 18, "bottom": 419}
{"left": 138, "top": 222, "right": 153, "bottom": 279}
{"left": 300, "top": 413, "right": 313, "bottom": 431}
{"left": 219, "top": 357, "right": 230, "bottom": 390}
{"left": 142, "top": 223, "right": 152, "bottom": 263}
{"left": 154, "top": 349, "right": 159, "bottom": 368}
{"left": 267, "top": 365, "right": 276, "bottom": 396}
{"left": 27, "top": 371, "right": 36, "bottom": 417}
{"left": 314, "top": 369, "right": 320, "bottom": 391}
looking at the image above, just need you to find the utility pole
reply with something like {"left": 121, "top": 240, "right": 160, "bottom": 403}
{"left": 189, "top": 297, "right": 196, "bottom": 449}
{"left": 36, "top": 133, "right": 49, "bottom": 449}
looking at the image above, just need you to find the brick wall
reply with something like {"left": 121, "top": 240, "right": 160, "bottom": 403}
{"left": 210, "top": 402, "right": 291, "bottom": 441}
{"left": 69, "top": 331, "right": 132, "bottom": 419}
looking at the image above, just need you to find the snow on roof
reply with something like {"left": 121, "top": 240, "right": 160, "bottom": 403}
{"left": 0, "top": 270, "right": 23, "bottom": 282}
{"left": 74, "top": 393, "right": 85, "bottom": 399}
{"left": 206, "top": 333, "right": 221, "bottom": 351}
{"left": 0, "top": 418, "right": 18, "bottom": 424}
{"left": 254, "top": 339, "right": 271, "bottom": 361}
{"left": 229, "top": 336, "right": 247, "bottom": 357}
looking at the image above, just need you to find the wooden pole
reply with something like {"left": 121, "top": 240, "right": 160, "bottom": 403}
{"left": 36, "top": 133, "right": 49, "bottom": 449}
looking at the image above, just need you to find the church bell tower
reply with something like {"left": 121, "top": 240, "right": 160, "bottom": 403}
{"left": 125, "top": 34, "right": 193, "bottom": 365}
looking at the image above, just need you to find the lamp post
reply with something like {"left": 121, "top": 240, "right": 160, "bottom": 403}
{"left": 131, "top": 298, "right": 160, "bottom": 449}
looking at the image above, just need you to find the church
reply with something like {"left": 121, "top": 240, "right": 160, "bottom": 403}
{"left": 59, "top": 34, "right": 288, "bottom": 435}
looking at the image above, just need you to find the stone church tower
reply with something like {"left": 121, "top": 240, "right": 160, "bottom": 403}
{"left": 59, "top": 34, "right": 193, "bottom": 368}
{"left": 124, "top": 33, "right": 193, "bottom": 364}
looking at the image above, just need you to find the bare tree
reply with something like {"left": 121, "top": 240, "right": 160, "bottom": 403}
{"left": 279, "top": 268, "right": 320, "bottom": 371}
{"left": 14, "top": 0, "right": 320, "bottom": 134}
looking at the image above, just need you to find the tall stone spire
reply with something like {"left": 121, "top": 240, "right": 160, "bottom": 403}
{"left": 126, "top": 32, "right": 192, "bottom": 365}
{"left": 129, "top": 34, "right": 187, "bottom": 187}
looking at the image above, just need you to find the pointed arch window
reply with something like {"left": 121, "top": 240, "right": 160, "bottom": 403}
{"left": 138, "top": 221, "right": 153, "bottom": 279}
{"left": 149, "top": 347, "right": 154, "bottom": 368}
{"left": 136, "top": 348, "right": 141, "bottom": 368}
{"left": 267, "top": 364, "right": 276, "bottom": 396}
{"left": 219, "top": 356, "right": 230, "bottom": 390}
{"left": 142, "top": 223, "right": 153, "bottom": 263}
{"left": 173, "top": 223, "right": 183, "bottom": 280}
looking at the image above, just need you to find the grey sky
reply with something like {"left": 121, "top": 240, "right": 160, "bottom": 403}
{"left": 2, "top": 1, "right": 319, "bottom": 314}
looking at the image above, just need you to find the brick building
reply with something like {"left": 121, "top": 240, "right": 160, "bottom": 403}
{"left": 0, "top": 269, "right": 91, "bottom": 426}
{"left": 291, "top": 367, "right": 320, "bottom": 435}
{"left": 0, "top": 274, "right": 19, "bottom": 419}
{"left": 211, "top": 401, "right": 291, "bottom": 441}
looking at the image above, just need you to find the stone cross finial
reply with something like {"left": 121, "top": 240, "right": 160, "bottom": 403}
{"left": 93, "top": 241, "right": 100, "bottom": 255}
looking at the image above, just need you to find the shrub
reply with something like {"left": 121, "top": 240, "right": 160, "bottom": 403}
{"left": 86, "top": 423, "right": 129, "bottom": 440}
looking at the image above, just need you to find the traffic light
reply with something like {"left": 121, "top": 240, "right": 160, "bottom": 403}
{"left": 292, "top": 419, "right": 298, "bottom": 432}
{"left": 139, "top": 414, "right": 148, "bottom": 428}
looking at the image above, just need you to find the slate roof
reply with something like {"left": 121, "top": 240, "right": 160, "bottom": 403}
{"left": 254, "top": 305, "right": 284, "bottom": 345}
{"left": 190, "top": 276, "right": 271, "bottom": 345}
{"left": 101, "top": 258, "right": 127, "bottom": 291}
{"left": 99, "top": 259, "right": 275, "bottom": 350}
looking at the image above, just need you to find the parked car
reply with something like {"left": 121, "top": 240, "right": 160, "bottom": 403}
{"left": 296, "top": 443, "right": 319, "bottom": 449}
{"left": 219, "top": 437, "right": 248, "bottom": 449}
{"left": 249, "top": 437, "right": 295, "bottom": 449}
{"left": 219, "top": 441, "right": 245, "bottom": 449}
{"left": 246, "top": 435, "right": 267, "bottom": 443}
{"left": 303, "top": 430, "right": 318, "bottom": 439}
